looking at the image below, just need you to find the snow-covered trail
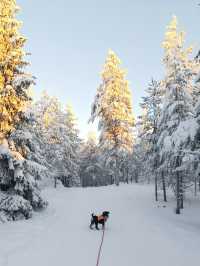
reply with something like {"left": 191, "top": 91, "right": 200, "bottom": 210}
{"left": 0, "top": 184, "right": 200, "bottom": 266}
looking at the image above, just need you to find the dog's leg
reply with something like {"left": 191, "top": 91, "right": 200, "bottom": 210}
{"left": 95, "top": 220, "right": 99, "bottom": 230}
{"left": 90, "top": 220, "right": 95, "bottom": 229}
{"left": 102, "top": 221, "right": 105, "bottom": 230}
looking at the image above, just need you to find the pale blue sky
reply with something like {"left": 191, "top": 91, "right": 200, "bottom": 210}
{"left": 17, "top": 0, "right": 200, "bottom": 137}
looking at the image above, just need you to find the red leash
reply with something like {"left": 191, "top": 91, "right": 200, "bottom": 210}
{"left": 96, "top": 228, "right": 105, "bottom": 266}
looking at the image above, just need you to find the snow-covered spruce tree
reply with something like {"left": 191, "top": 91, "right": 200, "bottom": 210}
{"left": 193, "top": 52, "right": 200, "bottom": 195}
{"left": 90, "top": 50, "right": 135, "bottom": 186}
{"left": 195, "top": 51, "right": 200, "bottom": 78}
{"left": 193, "top": 51, "right": 200, "bottom": 101}
{"left": 34, "top": 93, "right": 66, "bottom": 186}
{"left": 64, "top": 104, "right": 81, "bottom": 187}
{"left": 157, "top": 16, "right": 198, "bottom": 213}
{"left": 137, "top": 79, "right": 162, "bottom": 191}
{"left": 136, "top": 108, "right": 151, "bottom": 179}
{"left": 10, "top": 107, "right": 52, "bottom": 180}
{"left": 80, "top": 132, "right": 109, "bottom": 187}
{"left": 34, "top": 93, "right": 81, "bottom": 187}
{"left": 0, "top": 0, "right": 47, "bottom": 222}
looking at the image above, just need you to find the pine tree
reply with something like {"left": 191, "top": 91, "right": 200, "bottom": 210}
{"left": 193, "top": 51, "right": 200, "bottom": 100}
{"left": 34, "top": 91, "right": 62, "bottom": 143}
{"left": 33, "top": 92, "right": 62, "bottom": 184}
{"left": 157, "top": 16, "right": 198, "bottom": 213}
{"left": 64, "top": 104, "right": 81, "bottom": 187}
{"left": 193, "top": 52, "right": 200, "bottom": 195}
{"left": 90, "top": 50, "right": 134, "bottom": 185}
{"left": 65, "top": 104, "right": 78, "bottom": 140}
{"left": 138, "top": 79, "right": 162, "bottom": 162}
{"left": 34, "top": 94, "right": 81, "bottom": 187}
{"left": 0, "top": 0, "right": 33, "bottom": 137}
{"left": 0, "top": 1, "right": 47, "bottom": 222}
{"left": 137, "top": 79, "right": 162, "bottom": 194}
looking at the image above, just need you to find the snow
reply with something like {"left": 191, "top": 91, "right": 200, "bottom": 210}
{"left": 11, "top": 129, "right": 33, "bottom": 141}
{"left": 0, "top": 184, "right": 200, "bottom": 266}
{"left": 171, "top": 118, "right": 198, "bottom": 149}
{"left": 0, "top": 144, "right": 10, "bottom": 157}
{"left": 158, "top": 118, "right": 198, "bottom": 154}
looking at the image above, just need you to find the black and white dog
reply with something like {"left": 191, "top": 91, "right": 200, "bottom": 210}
{"left": 90, "top": 211, "right": 110, "bottom": 230}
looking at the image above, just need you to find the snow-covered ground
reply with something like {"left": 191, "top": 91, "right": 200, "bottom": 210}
{"left": 0, "top": 184, "right": 200, "bottom": 266}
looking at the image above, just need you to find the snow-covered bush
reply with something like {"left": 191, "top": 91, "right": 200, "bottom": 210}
{"left": 0, "top": 195, "right": 33, "bottom": 221}
{"left": 0, "top": 109, "right": 49, "bottom": 222}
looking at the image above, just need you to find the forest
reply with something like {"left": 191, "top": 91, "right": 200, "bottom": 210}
{"left": 0, "top": 0, "right": 200, "bottom": 224}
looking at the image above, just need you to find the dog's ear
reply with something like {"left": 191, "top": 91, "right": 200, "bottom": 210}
{"left": 103, "top": 211, "right": 110, "bottom": 216}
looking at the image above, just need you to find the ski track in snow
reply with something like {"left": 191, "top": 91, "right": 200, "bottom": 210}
{"left": 0, "top": 184, "right": 200, "bottom": 266}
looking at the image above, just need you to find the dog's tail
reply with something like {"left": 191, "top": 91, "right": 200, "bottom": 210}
{"left": 91, "top": 213, "right": 95, "bottom": 218}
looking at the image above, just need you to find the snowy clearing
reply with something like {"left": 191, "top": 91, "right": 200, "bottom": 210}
{"left": 0, "top": 184, "right": 200, "bottom": 266}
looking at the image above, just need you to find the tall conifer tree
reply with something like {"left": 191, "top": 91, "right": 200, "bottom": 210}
{"left": 0, "top": 0, "right": 33, "bottom": 137}
{"left": 90, "top": 50, "right": 134, "bottom": 185}
{"left": 0, "top": 1, "right": 48, "bottom": 222}
{"left": 157, "top": 16, "right": 198, "bottom": 213}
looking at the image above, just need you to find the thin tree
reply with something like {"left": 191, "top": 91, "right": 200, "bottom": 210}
{"left": 138, "top": 79, "right": 162, "bottom": 200}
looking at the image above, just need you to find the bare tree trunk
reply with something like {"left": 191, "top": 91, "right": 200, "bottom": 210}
{"left": 115, "top": 164, "right": 119, "bottom": 186}
{"left": 162, "top": 171, "right": 167, "bottom": 202}
{"left": 126, "top": 167, "right": 129, "bottom": 184}
{"left": 180, "top": 175, "right": 184, "bottom": 209}
{"left": 123, "top": 166, "right": 126, "bottom": 183}
{"left": 135, "top": 173, "right": 138, "bottom": 183}
{"left": 114, "top": 155, "right": 120, "bottom": 186}
{"left": 155, "top": 172, "right": 158, "bottom": 201}
{"left": 199, "top": 177, "right": 200, "bottom": 192}
{"left": 115, "top": 171, "right": 119, "bottom": 186}
{"left": 194, "top": 177, "right": 197, "bottom": 196}
{"left": 176, "top": 171, "right": 181, "bottom": 214}
{"left": 54, "top": 177, "right": 57, "bottom": 188}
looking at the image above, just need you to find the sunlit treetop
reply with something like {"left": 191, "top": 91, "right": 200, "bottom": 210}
{"left": 65, "top": 104, "right": 77, "bottom": 125}
{"left": 0, "top": 0, "right": 27, "bottom": 87}
{"left": 0, "top": 0, "right": 33, "bottom": 136}
{"left": 101, "top": 49, "right": 126, "bottom": 81}
{"left": 162, "top": 16, "right": 194, "bottom": 68}
{"left": 40, "top": 91, "right": 61, "bottom": 129}
{"left": 91, "top": 50, "right": 135, "bottom": 154}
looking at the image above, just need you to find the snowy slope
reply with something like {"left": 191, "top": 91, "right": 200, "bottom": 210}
{"left": 0, "top": 184, "right": 200, "bottom": 266}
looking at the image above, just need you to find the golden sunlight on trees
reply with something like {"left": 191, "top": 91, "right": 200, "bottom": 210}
{"left": 41, "top": 91, "right": 61, "bottom": 130}
{"left": 65, "top": 104, "right": 78, "bottom": 130}
{"left": 162, "top": 15, "right": 199, "bottom": 86}
{"left": 90, "top": 50, "right": 135, "bottom": 185}
{"left": 95, "top": 49, "right": 134, "bottom": 152}
{"left": 0, "top": 0, "right": 32, "bottom": 137}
